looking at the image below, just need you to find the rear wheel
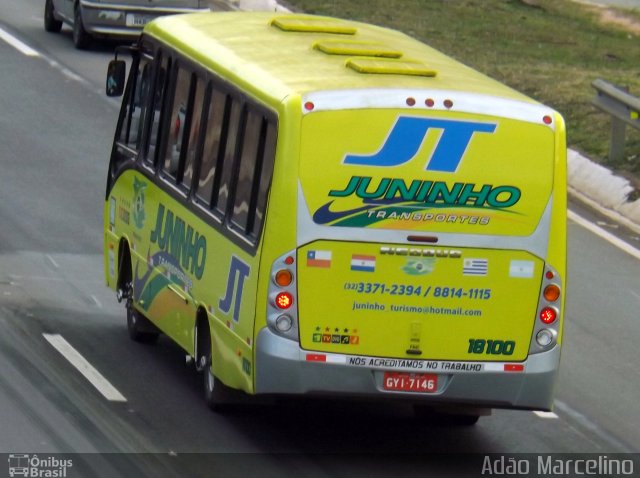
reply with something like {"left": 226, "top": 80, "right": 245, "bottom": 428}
{"left": 126, "top": 302, "right": 159, "bottom": 344}
{"left": 118, "top": 245, "right": 158, "bottom": 344}
{"left": 72, "top": 5, "right": 91, "bottom": 49}
{"left": 199, "top": 325, "right": 242, "bottom": 411}
{"left": 44, "top": 0, "right": 62, "bottom": 33}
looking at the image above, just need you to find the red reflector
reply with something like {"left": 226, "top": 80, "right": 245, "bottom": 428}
{"left": 504, "top": 364, "right": 524, "bottom": 372}
{"left": 275, "top": 291, "right": 293, "bottom": 309}
{"left": 425, "top": 98, "right": 435, "bottom": 107}
{"left": 540, "top": 307, "right": 557, "bottom": 324}
{"left": 443, "top": 99, "right": 453, "bottom": 109}
{"left": 545, "top": 270, "right": 554, "bottom": 280}
{"left": 304, "top": 101, "right": 315, "bottom": 111}
{"left": 543, "top": 115, "right": 553, "bottom": 125}
{"left": 306, "top": 354, "right": 326, "bottom": 362}
{"left": 406, "top": 97, "right": 416, "bottom": 106}
{"left": 284, "top": 255, "right": 294, "bottom": 265}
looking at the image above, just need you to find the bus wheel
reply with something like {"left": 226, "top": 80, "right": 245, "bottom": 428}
{"left": 201, "top": 339, "right": 240, "bottom": 411}
{"left": 44, "top": 0, "right": 62, "bottom": 33}
{"left": 126, "top": 304, "right": 159, "bottom": 344}
{"left": 118, "top": 246, "right": 158, "bottom": 344}
{"left": 204, "top": 366, "right": 243, "bottom": 412}
{"left": 72, "top": 5, "right": 91, "bottom": 49}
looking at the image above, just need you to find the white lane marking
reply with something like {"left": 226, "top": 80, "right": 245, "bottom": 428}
{"left": 43, "top": 333, "right": 127, "bottom": 402}
{"left": 0, "top": 26, "right": 89, "bottom": 87}
{"left": 45, "top": 254, "right": 60, "bottom": 269}
{"left": 568, "top": 210, "right": 640, "bottom": 261}
{"left": 554, "top": 400, "right": 635, "bottom": 452}
{"left": 0, "top": 26, "right": 40, "bottom": 57}
{"left": 90, "top": 294, "right": 103, "bottom": 309}
{"left": 533, "top": 411, "right": 559, "bottom": 419}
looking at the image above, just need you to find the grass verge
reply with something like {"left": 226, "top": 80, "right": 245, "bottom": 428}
{"left": 283, "top": 0, "right": 640, "bottom": 184}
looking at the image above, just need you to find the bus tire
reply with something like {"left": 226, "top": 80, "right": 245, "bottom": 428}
{"left": 200, "top": 328, "right": 242, "bottom": 411}
{"left": 118, "top": 243, "right": 159, "bottom": 344}
{"left": 204, "top": 368, "right": 232, "bottom": 412}
{"left": 126, "top": 305, "right": 159, "bottom": 344}
{"left": 204, "top": 362, "right": 245, "bottom": 412}
{"left": 72, "top": 5, "right": 91, "bottom": 49}
{"left": 44, "top": 0, "right": 62, "bottom": 33}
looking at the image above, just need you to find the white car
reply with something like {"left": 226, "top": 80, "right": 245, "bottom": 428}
{"left": 44, "top": 0, "right": 214, "bottom": 49}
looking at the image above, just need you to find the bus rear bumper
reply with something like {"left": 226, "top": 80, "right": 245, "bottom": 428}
{"left": 254, "top": 328, "right": 560, "bottom": 411}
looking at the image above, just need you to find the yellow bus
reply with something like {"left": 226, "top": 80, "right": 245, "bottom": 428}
{"left": 104, "top": 11, "right": 567, "bottom": 424}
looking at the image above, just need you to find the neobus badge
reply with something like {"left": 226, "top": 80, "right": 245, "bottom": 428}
{"left": 380, "top": 247, "right": 462, "bottom": 258}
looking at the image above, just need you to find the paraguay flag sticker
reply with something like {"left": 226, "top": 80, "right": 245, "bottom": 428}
{"left": 307, "top": 250, "right": 332, "bottom": 268}
{"left": 351, "top": 254, "right": 376, "bottom": 272}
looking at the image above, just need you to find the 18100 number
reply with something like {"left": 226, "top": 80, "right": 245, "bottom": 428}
{"left": 468, "top": 339, "right": 515, "bottom": 355}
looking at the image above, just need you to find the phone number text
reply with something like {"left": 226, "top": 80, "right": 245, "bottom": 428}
{"left": 343, "top": 282, "right": 491, "bottom": 299}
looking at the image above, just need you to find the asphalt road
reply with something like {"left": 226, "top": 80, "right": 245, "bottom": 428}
{"left": 0, "top": 1, "right": 639, "bottom": 477}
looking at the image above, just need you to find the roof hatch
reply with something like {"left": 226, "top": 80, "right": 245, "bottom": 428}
{"left": 346, "top": 58, "right": 437, "bottom": 77}
{"left": 271, "top": 17, "right": 357, "bottom": 35}
{"left": 313, "top": 40, "right": 403, "bottom": 58}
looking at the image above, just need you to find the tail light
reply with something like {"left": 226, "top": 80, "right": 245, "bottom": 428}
{"left": 274, "top": 291, "right": 293, "bottom": 309}
{"left": 529, "top": 266, "right": 562, "bottom": 353}
{"left": 267, "top": 251, "right": 298, "bottom": 341}
{"left": 539, "top": 307, "right": 557, "bottom": 324}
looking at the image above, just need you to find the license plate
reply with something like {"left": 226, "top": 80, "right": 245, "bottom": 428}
{"left": 383, "top": 372, "right": 438, "bottom": 392}
{"left": 125, "top": 14, "right": 152, "bottom": 27}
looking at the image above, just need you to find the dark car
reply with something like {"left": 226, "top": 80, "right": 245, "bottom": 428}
{"left": 44, "top": 0, "right": 213, "bottom": 49}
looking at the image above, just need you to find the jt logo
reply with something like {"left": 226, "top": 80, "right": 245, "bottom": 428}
{"left": 343, "top": 116, "right": 497, "bottom": 172}
{"left": 219, "top": 256, "right": 250, "bottom": 323}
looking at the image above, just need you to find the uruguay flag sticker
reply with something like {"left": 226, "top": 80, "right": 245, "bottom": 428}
{"left": 351, "top": 254, "right": 376, "bottom": 272}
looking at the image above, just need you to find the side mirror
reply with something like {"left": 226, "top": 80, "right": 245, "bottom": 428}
{"left": 106, "top": 60, "right": 126, "bottom": 97}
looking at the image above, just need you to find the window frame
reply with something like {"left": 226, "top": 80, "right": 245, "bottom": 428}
{"left": 108, "top": 37, "right": 279, "bottom": 254}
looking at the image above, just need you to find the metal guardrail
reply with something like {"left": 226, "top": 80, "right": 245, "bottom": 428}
{"left": 592, "top": 78, "right": 640, "bottom": 163}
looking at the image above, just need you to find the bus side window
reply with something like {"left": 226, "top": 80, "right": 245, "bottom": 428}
{"left": 196, "top": 89, "right": 227, "bottom": 208}
{"left": 231, "top": 112, "right": 277, "bottom": 241}
{"left": 118, "top": 56, "right": 152, "bottom": 152}
{"left": 214, "top": 99, "right": 243, "bottom": 216}
{"left": 231, "top": 110, "right": 264, "bottom": 233}
{"left": 145, "top": 54, "right": 170, "bottom": 168}
{"left": 251, "top": 121, "right": 277, "bottom": 238}
{"left": 112, "top": 54, "right": 153, "bottom": 173}
{"left": 162, "top": 66, "right": 192, "bottom": 181}
{"left": 180, "top": 75, "right": 206, "bottom": 191}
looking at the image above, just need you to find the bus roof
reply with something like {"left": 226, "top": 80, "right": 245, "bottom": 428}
{"left": 145, "top": 12, "right": 537, "bottom": 106}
